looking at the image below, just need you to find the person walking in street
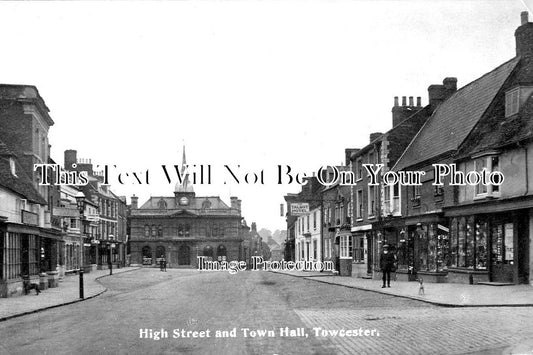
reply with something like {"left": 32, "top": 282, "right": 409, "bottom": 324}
{"left": 160, "top": 257, "right": 166, "bottom": 272}
{"left": 380, "top": 244, "right": 396, "bottom": 288}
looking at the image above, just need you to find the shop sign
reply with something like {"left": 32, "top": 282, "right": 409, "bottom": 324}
{"left": 290, "top": 203, "right": 309, "bottom": 216}
{"left": 21, "top": 210, "right": 38, "bottom": 226}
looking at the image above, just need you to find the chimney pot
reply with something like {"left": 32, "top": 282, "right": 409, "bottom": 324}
{"left": 522, "top": 11, "right": 529, "bottom": 25}
{"left": 402, "top": 96, "right": 407, "bottom": 106}
{"left": 409, "top": 96, "right": 414, "bottom": 106}
{"left": 417, "top": 97, "right": 421, "bottom": 106}
{"left": 394, "top": 96, "right": 399, "bottom": 106}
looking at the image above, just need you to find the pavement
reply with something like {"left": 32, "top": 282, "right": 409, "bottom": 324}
{"left": 0, "top": 267, "right": 140, "bottom": 321}
{"left": 271, "top": 269, "right": 533, "bottom": 307}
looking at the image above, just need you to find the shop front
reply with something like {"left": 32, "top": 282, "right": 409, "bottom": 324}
{"left": 351, "top": 224, "right": 372, "bottom": 278}
{"left": 445, "top": 210, "right": 529, "bottom": 284}
{"left": 382, "top": 214, "right": 448, "bottom": 283}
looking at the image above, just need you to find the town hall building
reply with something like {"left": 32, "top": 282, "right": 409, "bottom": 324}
{"left": 129, "top": 150, "right": 244, "bottom": 268}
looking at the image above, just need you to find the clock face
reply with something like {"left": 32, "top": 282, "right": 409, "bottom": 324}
{"left": 179, "top": 197, "right": 189, "bottom": 206}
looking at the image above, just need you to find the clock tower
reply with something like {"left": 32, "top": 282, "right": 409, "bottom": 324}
{"left": 174, "top": 145, "right": 195, "bottom": 205}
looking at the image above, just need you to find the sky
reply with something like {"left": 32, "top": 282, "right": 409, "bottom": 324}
{"left": 0, "top": 0, "right": 528, "bottom": 231}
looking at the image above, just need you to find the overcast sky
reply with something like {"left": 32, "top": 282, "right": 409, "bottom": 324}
{"left": 0, "top": 0, "right": 527, "bottom": 231}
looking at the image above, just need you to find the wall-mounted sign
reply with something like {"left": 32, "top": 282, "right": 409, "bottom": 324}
{"left": 21, "top": 210, "right": 38, "bottom": 226}
{"left": 290, "top": 203, "right": 309, "bottom": 216}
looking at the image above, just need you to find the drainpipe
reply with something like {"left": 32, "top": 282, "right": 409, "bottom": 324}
{"left": 524, "top": 145, "right": 529, "bottom": 195}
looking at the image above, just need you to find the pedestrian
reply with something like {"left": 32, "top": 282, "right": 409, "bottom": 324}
{"left": 160, "top": 257, "right": 165, "bottom": 272}
{"left": 380, "top": 244, "right": 396, "bottom": 288}
{"left": 163, "top": 257, "right": 167, "bottom": 272}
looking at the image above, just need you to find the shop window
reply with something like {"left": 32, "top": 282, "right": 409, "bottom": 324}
{"left": 475, "top": 221, "right": 488, "bottom": 269}
{"left": 437, "top": 226, "right": 450, "bottom": 271}
{"left": 465, "top": 217, "right": 475, "bottom": 268}
{"left": 353, "top": 235, "right": 365, "bottom": 263}
{"left": 417, "top": 225, "right": 428, "bottom": 271}
{"left": 427, "top": 225, "right": 437, "bottom": 272}
{"left": 339, "top": 235, "right": 353, "bottom": 259}
{"left": 397, "top": 232, "right": 408, "bottom": 270}
{"left": 491, "top": 222, "right": 514, "bottom": 265}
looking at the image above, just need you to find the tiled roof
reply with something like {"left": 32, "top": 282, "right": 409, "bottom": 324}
{"left": 456, "top": 89, "right": 533, "bottom": 157}
{"left": 393, "top": 57, "right": 520, "bottom": 171}
{"left": 0, "top": 140, "right": 47, "bottom": 204}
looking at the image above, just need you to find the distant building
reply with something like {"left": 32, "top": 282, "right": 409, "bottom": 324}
{"left": 129, "top": 149, "right": 243, "bottom": 267}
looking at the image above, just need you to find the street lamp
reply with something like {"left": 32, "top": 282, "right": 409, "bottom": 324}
{"left": 107, "top": 236, "right": 114, "bottom": 276}
{"left": 75, "top": 191, "right": 85, "bottom": 299}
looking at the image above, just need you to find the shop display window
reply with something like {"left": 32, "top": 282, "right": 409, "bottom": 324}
{"left": 427, "top": 225, "right": 437, "bottom": 272}
{"left": 458, "top": 217, "right": 466, "bottom": 267}
{"left": 466, "top": 217, "right": 475, "bottom": 268}
{"left": 475, "top": 221, "right": 488, "bottom": 269}
{"left": 450, "top": 218, "right": 458, "bottom": 267}
{"left": 417, "top": 225, "right": 428, "bottom": 271}
{"left": 397, "top": 232, "right": 408, "bottom": 270}
{"left": 437, "top": 229, "right": 450, "bottom": 271}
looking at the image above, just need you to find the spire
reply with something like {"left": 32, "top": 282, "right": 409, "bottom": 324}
{"left": 175, "top": 144, "right": 194, "bottom": 194}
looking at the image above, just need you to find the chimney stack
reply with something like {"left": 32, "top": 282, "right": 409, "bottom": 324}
{"left": 516, "top": 11, "right": 533, "bottom": 57}
{"left": 428, "top": 77, "right": 457, "bottom": 110}
{"left": 443, "top": 77, "right": 457, "bottom": 91}
{"left": 230, "top": 196, "right": 241, "bottom": 212}
{"left": 370, "top": 132, "right": 382, "bottom": 142}
{"left": 130, "top": 195, "right": 138, "bottom": 209}
{"left": 392, "top": 94, "right": 421, "bottom": 127}
{"left": 64, "top": 149, "right": 77, "bottom": 170}
{"left": 417, "top": 97, "right": 421, "bottom": 107}
{"left": 345, "top": 148, "right": 360, "bottom": 166}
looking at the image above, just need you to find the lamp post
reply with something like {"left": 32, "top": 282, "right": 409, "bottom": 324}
{"left": 75, "top": 191, "right": 85, "bottom": 299}
{"left": 107, "top": 236, "right": 114, "bottom": 276}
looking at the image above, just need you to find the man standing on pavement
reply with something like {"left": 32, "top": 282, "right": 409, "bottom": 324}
{"left": 380, "top": 244, "right": 396, "bottom": 288}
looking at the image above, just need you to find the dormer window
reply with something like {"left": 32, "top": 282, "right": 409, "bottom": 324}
{"left": 505, "top": 88, "right": 519, "bottom": 117}
{"left": 9, "top": 158, "right": 17, "bottom": 176}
